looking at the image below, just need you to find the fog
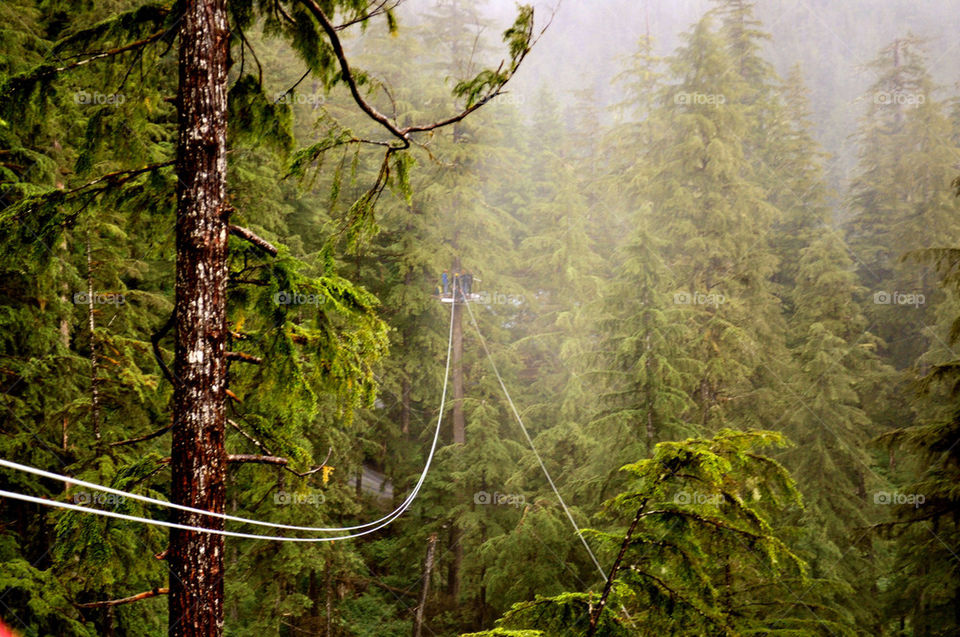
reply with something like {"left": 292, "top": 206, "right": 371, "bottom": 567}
{"left": 406, "top": 0, "right": 960, "bottom": 184}
{"left": 4, "top": 0, "right": 960, "bottom": 634}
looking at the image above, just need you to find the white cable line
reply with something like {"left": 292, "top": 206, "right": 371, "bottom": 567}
{"left": 0, "top": 299, "right": 456, "bottom": 540}
{"left": 463, "top": 297, "right": 608, "bottom": 580}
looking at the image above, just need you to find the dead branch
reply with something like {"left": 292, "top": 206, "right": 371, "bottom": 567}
{"left": 66, "top": 161, "right": 174, "bottom": 196}
{"left": 226, "top": 419, "right": 333, "bottom": 478}
{"left": 226, "top": 453, "right": 291, "bottom": 466}
{"left": 31, "top": 31, "right": 168, "bottom": 81}
{"left": 109, "top": 424, "right": 171, "bottom": 447}
{"left": 229, "top": 224, "right": 278, "bottom": 257}
{"left": 74, "top": 587, "right": 168, "bottom": 608}
{"left": 226, "top": 351, "right": 263, "bottom": 364}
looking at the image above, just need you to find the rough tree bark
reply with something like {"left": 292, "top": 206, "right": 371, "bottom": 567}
{"left": 85, "top": 230, "right": 101, "bottom": 442}
{"left": 413, "top": 532, "right": 437, "bottom": 637}
{"left": 168, "top": 0, "right": 230, "bottom": 635}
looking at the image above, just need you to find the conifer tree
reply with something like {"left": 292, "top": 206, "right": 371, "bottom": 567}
{"left": 467, "top": 431, "right": 854, "bottom": 637}
{"left": 876, "top": 246, "right": 960, "bottom": 635}
{"left": 645, "top": 15, "right": 786, "bottom": 431}
{"left": 0, "top": 1, "right": 540, "bottom": 634}
{"left": 845, "top": 37, "right": 960, "bottom": 369}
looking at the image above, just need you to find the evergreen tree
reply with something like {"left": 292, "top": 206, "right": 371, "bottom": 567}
{"left": 877, "top": 246, "right": 960, "bottom": 636}
{"left": 646, "top": 15, "right": 786, "bottom": 431}
{"left": 469, "top": 431, "right": 854, "bottom": 637}
{"left": 845, "top": 37, "right": 960, "bottom": 370}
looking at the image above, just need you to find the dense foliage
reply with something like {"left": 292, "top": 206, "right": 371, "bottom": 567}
{"left": 1, "top": 0, "right": 958, "bottom": 635}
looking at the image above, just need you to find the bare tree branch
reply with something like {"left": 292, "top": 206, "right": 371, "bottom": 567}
{"left": 226, "top": 419, "right": 333, "bottom": 477}
{"left": 31, "top": 31, "right": 168, "bottom": 81}
{"left": 110, "top": 423, "right": 172, "bottom": 447}
{"left": 229, "top": 224, "right": 278, "bottom": 257}
{"left": 298, "top": 0, "right": 409, "bottom": 147}
{"left": 226, "top": 351, "right": 263, "bottom": 365}
{"left": 296, "top": 0, "right": 553, "bottom": 152}
{"left": 74, "top": 588, "right": 169, "bottom": 608}
{"left": 227, "top": 454, "right": 292, "bottom": 465}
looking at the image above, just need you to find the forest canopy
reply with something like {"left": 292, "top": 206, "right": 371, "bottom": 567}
{"left": 0, "top": 0, "right": 959, "bottom": 635}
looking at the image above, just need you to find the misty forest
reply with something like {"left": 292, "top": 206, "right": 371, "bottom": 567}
{"left": 2, "top": 0, "right": 960, "bottom": 635}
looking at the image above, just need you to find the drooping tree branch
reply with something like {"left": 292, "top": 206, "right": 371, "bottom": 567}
{"left": 298, "top": 0, "right": 409, "bottom": 146}
{"left": 297, "top": 0, "right": 551, "bottom": 149}
{"left": 333, "top": 0, "right": 404, "bottom": 31}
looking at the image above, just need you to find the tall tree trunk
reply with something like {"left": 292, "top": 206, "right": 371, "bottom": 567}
{"left": 447, "top": 257, "right": 465, "bottom": 602}
{"left": 168, "top": 1, "right": 230, "bottom": 635}
{"left": 412, "top": 532, "right": 437, "bottom": 637}
{"left": 401, "top": 376, "right": 411, "bottom": 436}
{"left": 325, "top": 551, "right": 335, "bottom": 637}
{"left": 445, "top": 523, "right": 463, "bottom": 602}
{"left": 85, "top": 230, "right": 100, "bottom": 442}
{"left": 451, "top": 258, "right": 465, "bottom": 446}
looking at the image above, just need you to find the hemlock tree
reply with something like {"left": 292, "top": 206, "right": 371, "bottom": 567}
{"left": 465, "top": 431, "right": 854, "bottom": 637}
{"left": 877, "top": 246, "right": 960, "bottom": 635}
{"left": 0, "top": 0, "right": 540, "bottom": 634}
{"left": 645, "top": 15, "right": 786, "bottom": 431}
{"left": 585, "top": 224, "right": 699, "bottom": 500}
{"left": 783, "top": 232, "right": 893, "bottom": 629}
{"left": 845, "top": 37, "right": 960, "bottom": 370}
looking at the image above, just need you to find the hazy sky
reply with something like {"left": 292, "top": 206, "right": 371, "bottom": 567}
{"left": 441, "top": 0, "right": 960, "bottom": 184}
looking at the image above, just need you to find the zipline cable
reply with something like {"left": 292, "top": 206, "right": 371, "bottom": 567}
{"left": 463, "top": 296, "right": 608, "bottom": 581}
{"left": 0, "top": 298, "right": 457, "bottom": 540}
